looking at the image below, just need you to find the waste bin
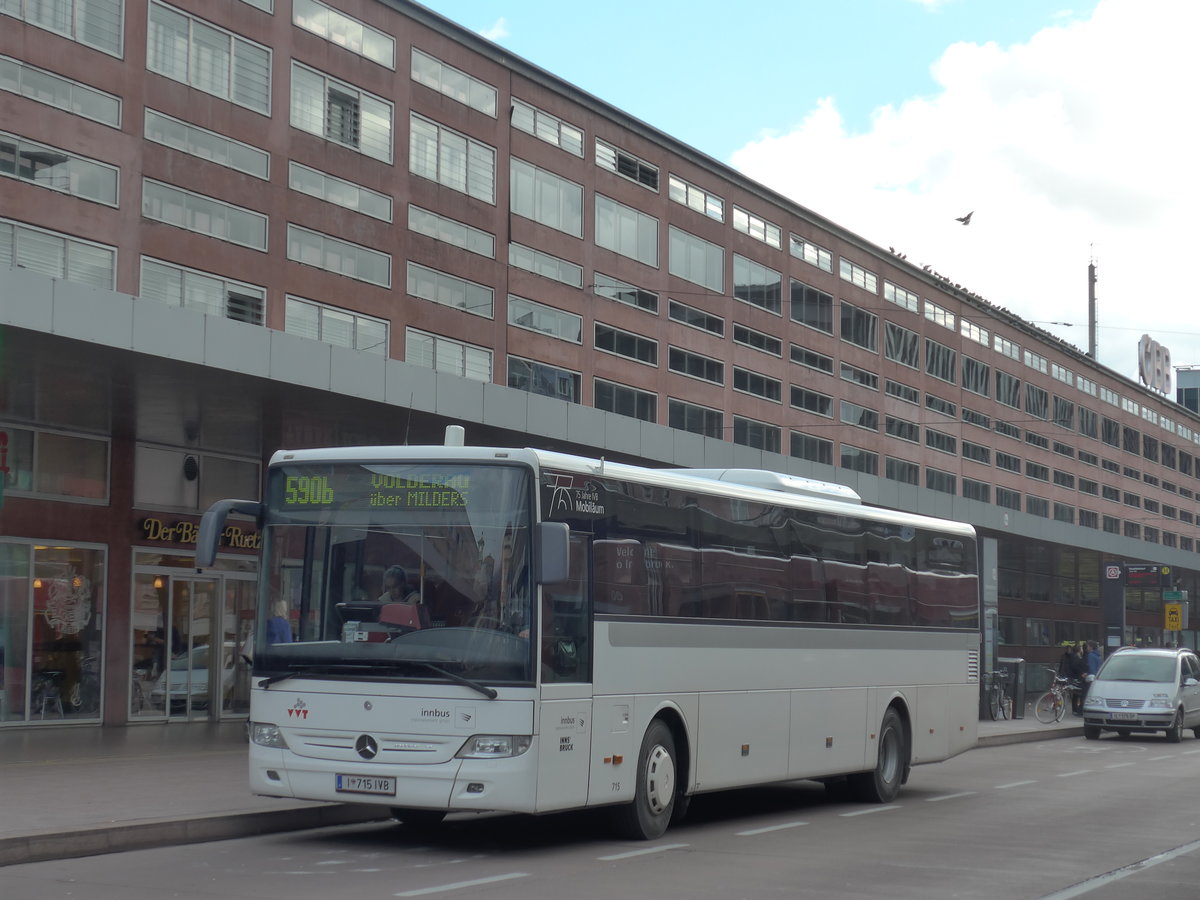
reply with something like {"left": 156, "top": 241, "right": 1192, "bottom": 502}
{"left": 997, "top": 657, "right": 1026, "bottom": 719}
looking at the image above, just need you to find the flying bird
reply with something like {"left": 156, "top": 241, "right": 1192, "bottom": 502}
{"left": 956, "top": 211, "right": 974, "bottom": 225}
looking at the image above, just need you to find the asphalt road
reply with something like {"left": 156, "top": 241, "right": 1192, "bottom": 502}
{"left": 8, "top": 732, "right": 1200, "bottom": 900}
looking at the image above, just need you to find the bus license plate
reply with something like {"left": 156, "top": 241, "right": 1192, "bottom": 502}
{"left": 336, "top": 774, "right": 396, "bottom": 795}
{"left": 1111, "top": 712, "right": 1138, "bottom": 721}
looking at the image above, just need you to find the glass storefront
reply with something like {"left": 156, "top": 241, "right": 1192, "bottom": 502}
{"left": 130, "top": 552, "right": 255, "bottom": 722}
{"left": 0, "top": 541, "right": 106, "bottom": 724}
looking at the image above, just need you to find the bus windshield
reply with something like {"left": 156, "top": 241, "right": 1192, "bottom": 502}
{"left": 252, "top": 461, "right": 535, "bottom": 687}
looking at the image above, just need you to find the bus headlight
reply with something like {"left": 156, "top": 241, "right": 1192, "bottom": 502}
{"left": 456, "top": 735, "right": 532, "bottom": 759}
{"left": 250, "top": 722, "right": 289, "bottom": 749}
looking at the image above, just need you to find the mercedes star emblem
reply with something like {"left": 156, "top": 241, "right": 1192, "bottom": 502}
{"left": 355, "top": 734, "right": 379, "bottom": 760}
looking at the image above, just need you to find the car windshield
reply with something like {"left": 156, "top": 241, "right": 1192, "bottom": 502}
{"left": 1096, "top": 655, "right": 1176, "bottom": 683}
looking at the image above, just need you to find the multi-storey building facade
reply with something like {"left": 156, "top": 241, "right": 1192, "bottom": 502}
{"left": 3, "top": 0, "right": 1199, "bottom": 729}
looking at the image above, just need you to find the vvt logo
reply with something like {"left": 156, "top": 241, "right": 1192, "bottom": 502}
{"left": 287, "top": 698, "right": 309, "bottom": 719}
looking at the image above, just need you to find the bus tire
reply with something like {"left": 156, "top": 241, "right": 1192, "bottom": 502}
{"left": 848, "top": 708, "right": 906, "bottom": 804}
{"left": 390, "top": 808, "right": 446, "bottom": 829}
{"left": 611, "top": 719, "right": 676, "bottom": 840}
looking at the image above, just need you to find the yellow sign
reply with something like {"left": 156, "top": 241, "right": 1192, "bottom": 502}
{"left": 1165, "top": 603, "right": 1183, "bottom": 631}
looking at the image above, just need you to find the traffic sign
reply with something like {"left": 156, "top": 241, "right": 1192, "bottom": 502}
{"left": 1165, "top": 603, "right": 1183, "bottom": 631}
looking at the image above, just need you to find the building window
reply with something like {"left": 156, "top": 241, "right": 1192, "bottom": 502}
{"left": 668, "top": 226, "right": 722, "bottom": 292}
{"left": 595, "top": 378, "right": 656, "bottom": 423}
{"left": 1025, "top": 384, "right": 1049, "bottom": 420}
{"left": 1025, "top": 496, "right": 1049, "bottom": 518}
{"left": 996, "top": 451, "right": 1021, "bottom": 473}
{"left": 926, "top": 393, "right": 956, "bottom": 418}
{"left": 408, "top": 204, "right": 494, "bottom": 257}
{"left": 5, "top": 0, "right": 123, "bottom": 56}
{"left": 994, "top": 334, "right": 1020, "bottom": 360}
{"left": 510, "top": 98, "right": 582, "bottom": 155}
{"left": 791, "top": 387, "right": 833, "bottom": 417}
{"left": 997, "top": 487, "right": 1021, "bottom": 511}
{"left": 732, "top": 254, "right": 782, "bottom": 314}
{"left": 406, "top": 262, "right": 493, "bottom": 317}
{"left": 146, "top": 109, "right": 268, "bottom": 179}
{"left": 885, "top": 457, "right": 919, "bottom": 485}
{"left": 733, "top": 324, "right": 781, "bottom": 357}
{"left": 411, "top": 47, "right": 494, "bottom": 113}
{"left": 926, "top": 468, "right": 956, "bottom": 494}
{"left": 885, "top": 379, "right": 919, "bottom": 405}
{"left": 733, "top": 206, "right": 781, "bottom": 248}
{"left": 592, "top": 379, "right": 657, "bottom": 424}
{"left": 962, "top": 356, "right": 990, "bottom": 396}
{"left": 792, "top": 432, "right": 833, "bottom": 466}
{"left": 839, "top": 258, "right": 877, "bottom": 293}
{"left": 840, "top": 363, "right": 878, "bottom": 391}
{"left": 924, "top": 299, "right": 954, "bottom": 330}
{"left": 668, "top": 399, "right": 722, "bottom": 438}
{"left": 508, "top": 296, "right": 582, "bottom": 343}
{"left": 508, "top": 243, "right": 583, "bottom": 288}
{"left": 512, "top": 158, "right": 583, "bottom": 236}
{"left": 286, "top": 295, "right": 386, "bottom": 354}
{"left": 1079, "top": 406, "right": 1098, "bottom": 439}
{"left": 0, "top": 54, "right": 121, "bottom": 126}
{"left": 508, "top": 356, "right": 580, "bottom": 402}
{"left": 1053, "top": 396, "right": 1075, "bottom": 430}
{"left": 883, "top": 281, "right": 919, "bottom": 312}
{"left": 1078, "top": 510, "right": 1098, "bottom": 529}
{"left": 595, "top": 193, "right": 657, "bottom": 266}
{"left": 593, "top": 322, "right": 656, "bottom": 364}
{"left": 885, "top": 416, "right": 919, "bottom": 444}
{"left": 668, "top": 173, "right": 723, "bottom": 221}
{"left": 1026, "top": 462, "right": 1050, "bottom": 482}
{"left": 668, "top": 348, "right": 723, "bottom": 385}
{"left": 789, "top": 234, "right": 832, "bottom": 272}
{"left": 841, "top": 445, "right": 878, "bottom": 475}
{"left": 409, "top": 112, "right": 494, "bottom": 199}
{"left": 925, "top": 338, "right": 956, "bottom": 383}
{"left": 884, "top": 322, "right": 919, "bottom": 368}
{"left": 995, "top": 420, "right": 1021, "bottom": 440}
{"left": 996, "top": 370, "right": 1021, "bottom": 408}
{"left": 963, "top": 479, "right": 990, "bottom": 503}
{"left": 962, "top": 441, "right": 990, "bottom": 464}
{"left": 734, "top": 416, "right": 781, "bottom": 453}
{"left": 294, "top": 0, "right": 394, "bottom": 67}
{"left": 0, "top": 216, "right": 114, "bottom": 289}
{"left": 792, "top": 345, "right": 834, "bottom": 375}
{"left": 790, "top": 279, "right": 833, "bottom": 333}
{"left": 0, "top": 130, "right": 119, "bottom": 206}
{"left": 596, "top": 138, "right": 657, "bottom": 190}
{"left": 287, "top": 223, "right": 389, "bottom": 286}
{"left": 290, "top": 161, "right": 391, "bottom": 220}
{"left": 840, "top": 401, "right": 878, "bottom": 431}
{"left": 0, "top": 424, "right": 109, "bottom": 501}
{"left": 143, "top": 178, "right": 268, "bottom": 251}
{"left": 141, "top": 257, "right": 265, "bottom": 325}
{"left": 148, "top": 2, "right": 270, "bottom": 113}
{"left": 733, "top": 368, "right": 781, "bottom": 403}
{"left": 840, "top": 301, "right": 877, "bottom": 351}
{"left": 593, "top": 273, "right": 657, "bottom": 313}
{"left": 292, "top": 62, "right": 392, "bottom": 162}
{"left": 963, "top": 408, "right": 991, "bottom": 431}
{"left": 961, "top": 319, "right": 989, "bottom": 346}
{"left": 1024, "top": 349, "right": 1048, "bottom": 374}
{"left": 926, "top": 429, "right": 957, "bottom": 455}
{"left": 405, "top": 328, "right": 491, "bottom": 381}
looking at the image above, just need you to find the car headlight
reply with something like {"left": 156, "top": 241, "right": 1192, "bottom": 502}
{"left": 250, "top": 722, "right": 289, "bottom": 749}
{"left": 1148, "top": 697, "right": 1172, "bottom": 709}
{"left": 456, "top": 735, "right": 532, "bottom": 759}
{"left": 1083, "top": 695, "right": 1104, "bottom": 707}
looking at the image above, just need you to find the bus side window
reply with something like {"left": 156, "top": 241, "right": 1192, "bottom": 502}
{"left": 541, "top": 534, "right": 591, "bottom": 682}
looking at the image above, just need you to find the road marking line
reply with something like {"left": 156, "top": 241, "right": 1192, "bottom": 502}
{"left": 1146, "top": 755, "right": 1174, "bottom": 761}
{"left": 597, "top": 843, "right": 688, "bottom": 861}
{"left": 995, "top": 780, "right": 1037, "bottom": 789}
{"left": 839, "top": 805, "right": 900, "bottom": 817}
{"left": 1039, "top": 837, "right": 1200, "bottom": 899}
{"left": 926, "top": 791, "right": 977, "bottom": 803}
{"left": 1181, "top": 749, "right": 1200, "bottom": 755}
{"left": 1056, "top": 769, "right": 1092, "bottom": 777}
{"left": 394, "top": 873, "right": 529, "bottom": 896}
{"left": 736, "top": 821, "right": 809, "bottom": 836}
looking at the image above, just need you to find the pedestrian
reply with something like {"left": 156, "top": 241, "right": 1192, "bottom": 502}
{"left": 1058, "top": 642, "right": 1087, "bottom": 715}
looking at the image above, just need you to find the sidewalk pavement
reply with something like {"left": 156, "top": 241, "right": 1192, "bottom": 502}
{"left": 0, "top": 713, "right": 1081, "bottom": 867}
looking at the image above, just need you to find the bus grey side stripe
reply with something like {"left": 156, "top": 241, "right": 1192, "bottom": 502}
{"left": 605, "top": 621, "right": 971, "bottom": 651}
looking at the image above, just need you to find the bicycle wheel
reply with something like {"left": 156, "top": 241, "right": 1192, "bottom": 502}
{"left": 1054, "top": 691, "right": 1067, "bottom": 723}
{"left": 988, "top": 685, "right": 1002, "bottom": 721}
{"left": 1034, "top": 690, "right": 1060, "bottom": 724}
{"left": 1000, "top": 693, "right": 1012, "bottom": 720}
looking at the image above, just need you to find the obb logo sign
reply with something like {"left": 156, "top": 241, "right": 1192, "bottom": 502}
{"left": 1138, "top": 334, "right": 1172, "bottom": 394}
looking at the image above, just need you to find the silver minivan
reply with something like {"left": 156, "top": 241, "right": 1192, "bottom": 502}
{"left": 1082, "top": 647, "right": 1200, "bottom": 741}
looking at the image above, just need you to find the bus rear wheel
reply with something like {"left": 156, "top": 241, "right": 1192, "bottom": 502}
{"left": 611, "top": 719, "right": 676, "bottom": 840}
{"left": 848, "top": 708, "right": 907, "bottom": 803}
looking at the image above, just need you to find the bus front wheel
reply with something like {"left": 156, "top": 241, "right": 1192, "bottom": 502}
{"left": 611, "top": 719, "right": 676, "bottom": 840}
{"left": 848, "top": 708, "right": 907, "bottom": 804}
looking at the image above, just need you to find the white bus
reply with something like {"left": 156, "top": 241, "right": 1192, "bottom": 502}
{"left": 198, "top": 437, "right": 980, "bottom": 840}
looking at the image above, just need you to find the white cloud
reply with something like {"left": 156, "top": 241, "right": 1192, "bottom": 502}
{"left": 480, "top": 17, "right": 509, "bottom": 42}
{"left": 730, "top": 0, "right": 1200, "bottom": 389}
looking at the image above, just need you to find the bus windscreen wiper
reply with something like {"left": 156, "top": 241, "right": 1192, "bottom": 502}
{"left": 401, "top": 661, "right": 498, "bottom": 700}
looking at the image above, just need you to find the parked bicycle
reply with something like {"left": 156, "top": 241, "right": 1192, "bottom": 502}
{"left": 1034, "top": 668, "right": 1082, "bottom": 724}
{"left": 984, "top": 671, "right": 1012, "bottom": 720}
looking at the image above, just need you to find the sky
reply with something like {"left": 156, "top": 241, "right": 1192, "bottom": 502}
{"left": 417, "top": 0, "right": 1199, "bottom": 393}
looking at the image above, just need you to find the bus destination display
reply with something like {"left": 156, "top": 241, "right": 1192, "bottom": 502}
{"left": 280, "top": 468, "right": 470, "bottom": 510}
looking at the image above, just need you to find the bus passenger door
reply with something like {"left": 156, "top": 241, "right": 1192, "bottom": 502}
{"left": 536, "top": 533, "right": 593, "bottom": 812}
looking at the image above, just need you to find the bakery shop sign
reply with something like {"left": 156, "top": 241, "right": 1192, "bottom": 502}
{"left": 139, "top": 517, "right": 261, "bottom": 550}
